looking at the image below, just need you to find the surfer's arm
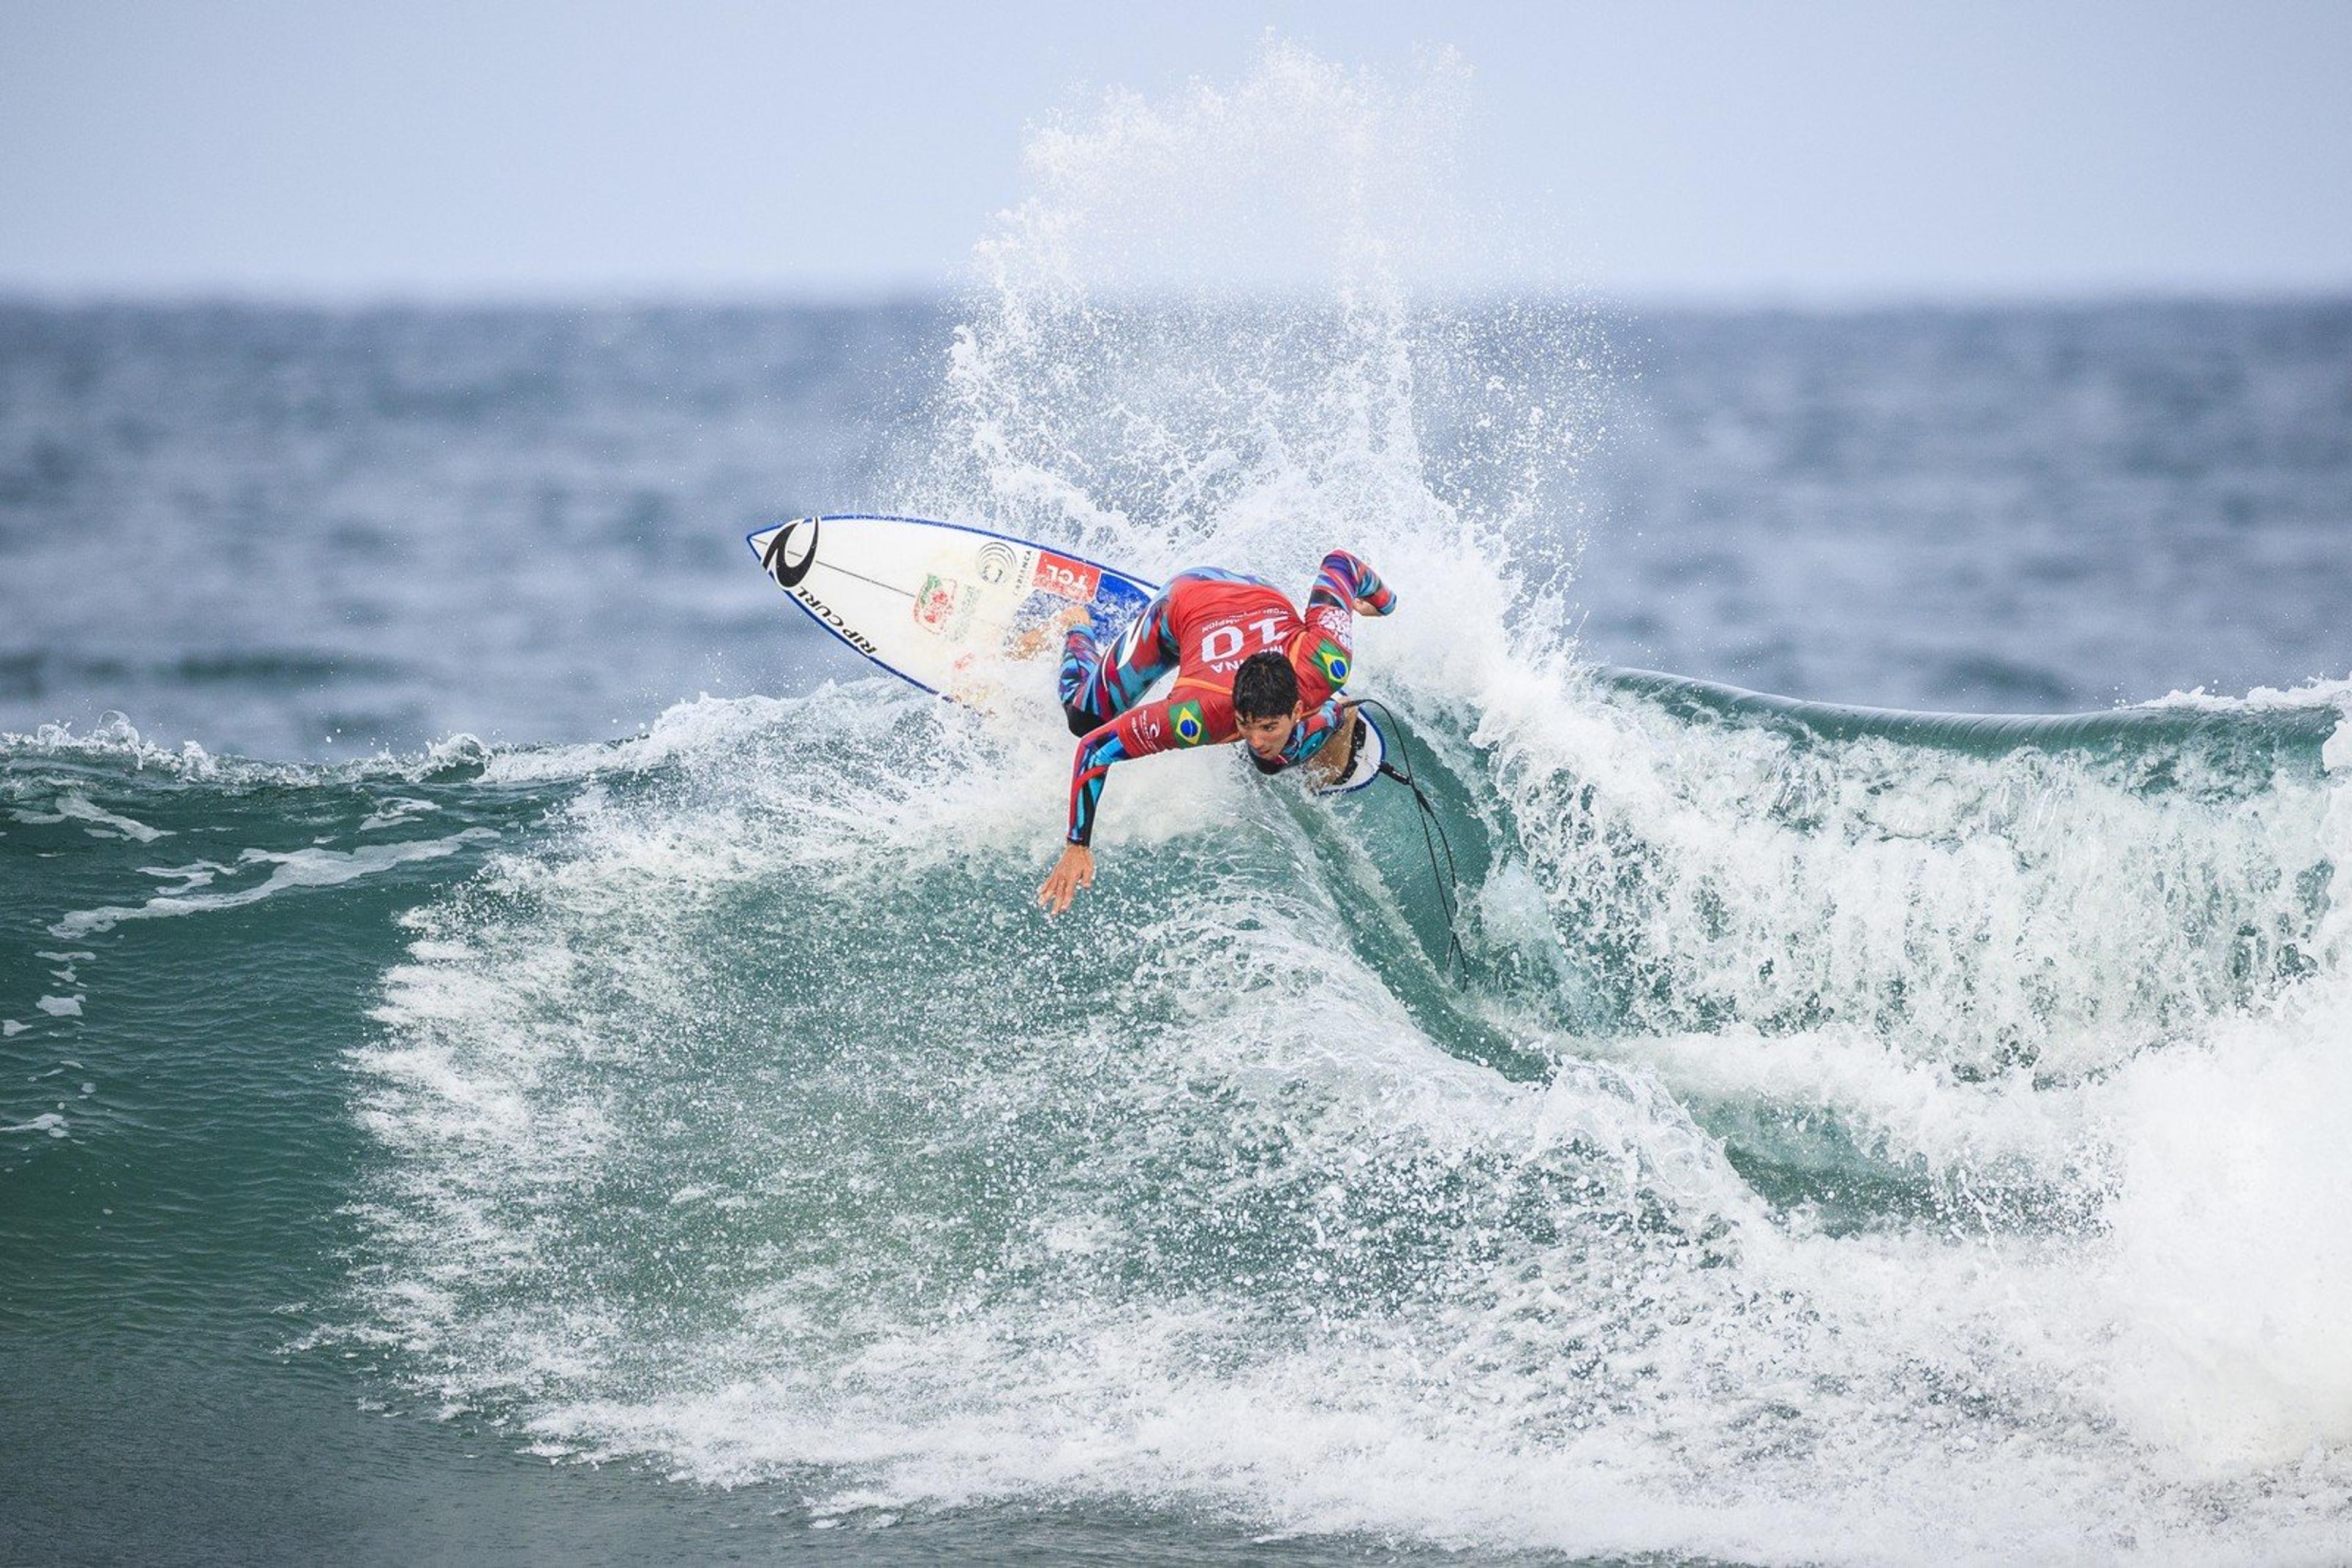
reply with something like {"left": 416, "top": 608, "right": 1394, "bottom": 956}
{"left": 1066, "top": 726, "right": 1131, "bottom": 848}
{"left": 1044, "top": 701, "right": 1188, "bottom": 914}
{"left": 1064, "top": 699, "right": 1189, "bottom": 846}
{"left": 1284, "top": 698, "right": 1354, "bottom": 764}
{"left": 1044, "top": 721, "right": 1121, "bottom": 914}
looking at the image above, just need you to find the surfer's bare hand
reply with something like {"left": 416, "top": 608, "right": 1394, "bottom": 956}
{"left": 1039, "top": 843, "right": 1095, "bottom": 916}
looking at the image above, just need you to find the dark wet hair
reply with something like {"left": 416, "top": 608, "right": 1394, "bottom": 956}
{"left": 1231, "top": 650, "right": 1298, "bottom": 721}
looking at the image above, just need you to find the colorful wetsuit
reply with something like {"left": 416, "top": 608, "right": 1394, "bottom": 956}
{"left": 1058, "top": 550, "right": 1396, "bottom": 845}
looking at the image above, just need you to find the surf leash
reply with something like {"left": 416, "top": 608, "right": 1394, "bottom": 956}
{"left": 1352, "top": 698, "right": 1466, "bottom": 976}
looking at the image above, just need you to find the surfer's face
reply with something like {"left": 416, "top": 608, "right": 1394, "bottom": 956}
{"left": 1235, "top": 706, "right": 1298, "bottom": 760}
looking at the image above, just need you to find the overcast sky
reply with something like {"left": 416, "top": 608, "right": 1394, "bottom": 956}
{"left": 2, "top": 0, "right": 2346, "bottom": 302}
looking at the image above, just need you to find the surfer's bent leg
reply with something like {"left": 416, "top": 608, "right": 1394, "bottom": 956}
{"left": 1060, "top": 581, "right": 1183, "bottom": 737}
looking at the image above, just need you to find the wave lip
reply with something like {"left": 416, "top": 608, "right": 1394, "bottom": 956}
{"left": 1599, "top": 665, "right": 2348, "bottom": 758}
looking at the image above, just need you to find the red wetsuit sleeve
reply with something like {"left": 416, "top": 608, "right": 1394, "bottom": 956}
{"left": 1286, "top": 698, "right": 1352, "bottom": 763}
{"left": 1065, "top": 694, "right": 1228, "bottom": 845}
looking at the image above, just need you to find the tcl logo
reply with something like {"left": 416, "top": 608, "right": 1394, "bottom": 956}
{"left": 1033, "top": 552, "right": 1102, "bottom": 601}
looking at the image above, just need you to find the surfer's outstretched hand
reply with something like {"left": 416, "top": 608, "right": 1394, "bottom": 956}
{"left": 1039, "top": 844, "right": 1095, "bottom": 916}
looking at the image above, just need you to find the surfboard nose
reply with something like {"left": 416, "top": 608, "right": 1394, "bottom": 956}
{"left": 755, "top": 517, "right": 820, "bottom": 587}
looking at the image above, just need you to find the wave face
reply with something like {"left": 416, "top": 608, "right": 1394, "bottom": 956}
{"left": 7, "top": 42, "right": 2352, "bottom": 1568}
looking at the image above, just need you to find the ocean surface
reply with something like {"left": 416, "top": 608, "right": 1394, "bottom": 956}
{"left": 9, "top": 81, "right": 2352, "bottom": 1566}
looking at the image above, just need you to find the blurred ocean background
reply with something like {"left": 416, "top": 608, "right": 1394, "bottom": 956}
{"left": 5, "top": 296, "right": 2347, "bottom": 758}
{"left": 8, "top": 44, "right": 2352, "bottom": 1568}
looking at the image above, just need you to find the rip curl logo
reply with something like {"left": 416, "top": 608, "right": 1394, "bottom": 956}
{"left": 788, "top": 586, "right": 876, "bottom": 655}
{"left": 761, "top": 518, "right": 819, "bottom": 588}
{"left": 1170, "top": 699, "right": 1207, "bottom": 747}
{"left": 1310, "top": 639, "right": 1349, "bottom": 686}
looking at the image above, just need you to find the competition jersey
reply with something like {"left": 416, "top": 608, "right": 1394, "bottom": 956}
{"left": 1060, "top": 551, "right": 1396, "bottom": 845}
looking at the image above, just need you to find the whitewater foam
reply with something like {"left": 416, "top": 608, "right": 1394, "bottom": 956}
{"left": 1, "top": 1112, "right": 69, "bottom": 1139}
{"left": 8, "top": 789, "right": 174, "bottom": 842}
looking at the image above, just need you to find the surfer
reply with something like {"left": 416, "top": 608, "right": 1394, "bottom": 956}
{"left": 1038, "top": 550, "right": 1396, "bottom": 914}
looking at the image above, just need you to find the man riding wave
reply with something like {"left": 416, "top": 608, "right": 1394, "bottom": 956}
{"left": 1038, "top": 549, "right": 1396, "bottom": 914}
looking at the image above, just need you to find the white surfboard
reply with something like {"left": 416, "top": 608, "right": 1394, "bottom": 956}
{"left": 745, "top": 514, "right": 1156, "bottom": 709}
{"left": 746, "top": 514, "right": 1385, "bottom": 795}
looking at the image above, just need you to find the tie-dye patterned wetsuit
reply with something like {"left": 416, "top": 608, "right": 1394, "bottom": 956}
{"left": 1057, "top": 550, "right": 1396, "bottom": 846}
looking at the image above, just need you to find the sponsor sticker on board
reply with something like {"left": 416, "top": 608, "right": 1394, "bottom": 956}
{"left": 976, "top": 540, "right": 1023, "bottom": 585}
{"left": 914, "top": 573, "right": 962, "bottom": 633}
{"left": 1032, "top": 551, "right": 1102, "bottom": 602}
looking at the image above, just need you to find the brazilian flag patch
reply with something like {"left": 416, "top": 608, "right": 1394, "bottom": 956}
{"left": 1170, "top": 699, "right": 1207, "bottom": 747}
{"left": 1311, "top": 640, "right": 1350, "bottom": 686}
